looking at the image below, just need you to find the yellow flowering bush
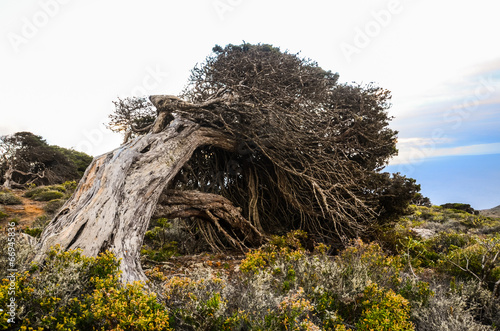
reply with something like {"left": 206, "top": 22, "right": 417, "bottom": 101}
{"left": 0, "top": 246, "right": 171, "bottom": 330}
{"left": 355, "top": 284, "right": 415, "bottom": 331}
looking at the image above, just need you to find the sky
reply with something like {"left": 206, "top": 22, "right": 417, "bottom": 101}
{"left": 0, "top": 0, "right": 499, "bottom": 209}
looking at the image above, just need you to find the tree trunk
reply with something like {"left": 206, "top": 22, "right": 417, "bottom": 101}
{"left": 34, "top": 118, "right": 241, "bottom": 284}
{"left": 1, "top": 166, "right": 14, "bottom": 189}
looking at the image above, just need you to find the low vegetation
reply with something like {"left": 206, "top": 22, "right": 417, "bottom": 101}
{"left": 1, "top": 204, "right": 499, "bottom": 330}
{"left": 0, "top": 191, "right": 22, "bottom": 205}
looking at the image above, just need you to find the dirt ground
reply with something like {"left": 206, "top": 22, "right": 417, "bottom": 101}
{"left": 0, "top": 189, "right": 46, "bottom": 228}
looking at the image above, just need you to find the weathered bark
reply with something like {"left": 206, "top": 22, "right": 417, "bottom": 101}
{"left": 1, "top": 166, "right": 15, "bottom": 189}
{"left": 34, "top": 118, "right": 239, "bottom": 284}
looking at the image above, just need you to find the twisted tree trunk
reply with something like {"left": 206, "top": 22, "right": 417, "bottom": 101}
{"left": 34, "top": 113, "right": 260, "bottom": 284}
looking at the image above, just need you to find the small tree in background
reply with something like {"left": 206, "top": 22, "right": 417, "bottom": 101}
{"left": 0, "top": 132, "right": 92, "bottom": 188}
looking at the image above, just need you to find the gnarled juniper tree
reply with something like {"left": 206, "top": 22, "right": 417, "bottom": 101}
{"left": 36, "top": 44, "right": 419, "bottom": 284}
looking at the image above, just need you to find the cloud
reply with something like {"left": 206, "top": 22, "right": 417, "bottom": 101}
{"left": 390, "top": 141, "right": 500, "bottom": 165}
{"left": 397, "top": 137, "right": 454, "bottom": 147}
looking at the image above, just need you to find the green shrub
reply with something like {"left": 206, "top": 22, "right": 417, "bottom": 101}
{"left": 397, "top": 278, "right": 434, "bottom": 308}
{"left": 81, "top": 276, "right": 172, "bottom": 331}
{"left": 62, "top": 180, "right": 77, "bottom": 192}
{"left": 428, "top": 232, "right": 472, "bottom": 254}
{"left": 0, "top": 192, "right": 22, "bottom": 205}
{"left": 0, "top": 246, "right": 172, "bottom": 330}
{"left": 24, "top": 183, "right": 75, "bottom": 202}
{"left": 23, "top": 186, "right": 48, "bottom": 198}
{"left": 32, "top": 190, "right": 64, "bottom": 201}
{"left": 163, "top": 268, "right": 229, "bottom": 330}
{"left": 23, "top": 226, "right": 42, "bottom": 238}
{"left": 355, "top": 284, "right": 415, "bottom": 331}
{"left": 0, "top": 210, "right": 7, "bottom": 220}
{"left": 141, "top": 241, "right": 178, "bottom": 262}
{"left": 142, "top": 218, "right": 178, "bottom": 262}
{"left": 44, "top": 198, "right": 65, "bottom": 214}
{"left": 31, "top": 215, "right": 50, "bottom": 232}
{"left": 442, "top": 235, "right": 500, "bottom": 291}
{"left": 237, "top": 235, "right": 430, "bottom": 329}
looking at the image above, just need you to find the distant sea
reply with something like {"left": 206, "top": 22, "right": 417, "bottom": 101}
{"left": 385, "top": 153, "right": 500, "bottom": 210}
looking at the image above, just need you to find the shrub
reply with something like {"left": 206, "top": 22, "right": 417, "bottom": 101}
{"left": 61, "top": 180, "right": 77, "bottom": 192}
{"left": 0, "top": 192, "right": 22, "bottom": 205}
{"left": 263, "top": 287, "right": 319, "bottom": 330}
{"left": 412, "top": 284, "right": 495, "bottom": 331}
{"left": 428, "top": 232, "right": 472, "bottom": 254}
{"left": 43, "top": 198, "right": 65, "bottom": 214}
{"left": 23, "top": 186, "right": 47, "bottom": 198}
{"left": 142, "top": 218, "right": 178, "bottom": 262}
{"left": 237, "top": 235, "right": 431, "bottom": 329}
{"left": 355, "top": 284, "right": 415, "bottom": 331}
{"left": 24, "top": 183, "right": 75, "bottom": 202}
{"left": 82, "top": 276, "right": 172, "bottom": 331}
{"left": 163, "top": 267, "right": 229, "bottom": 330}
{"left": 23, "top": 226, "right": 42, "bottom": 238}
{"left": 141, "top": 242, "right": 177, "bottom": 262}
{"left": 32, "top": 190, "right": 64, "bottom": 201}
{"left": 442, "top": 234, "right": 500, "bottom": 292}
{"left": 0, "top": 227, "right": 36, "bottom": 279}
{"left": 0, "top": 210, "right": 7, "bottom": 220}
{"left": 0, "top": 246, "right": 172, "bottom": 330}
{"left": 440, "top": 203, "right": 477, "bottom": 215}
{"left": 451, "top": 280, "right": 500, "bottom": 327}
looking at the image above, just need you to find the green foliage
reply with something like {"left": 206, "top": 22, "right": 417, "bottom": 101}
{"left": 50, "top": 146, "right": 93, "bottom": 178}
{"left": 428, "top": 232, "right": 472, "bottom": 254}
{"left": 23, "top": 215, "right": 51, "bottom": 238}
{"left": 32, "top": 190, "right": 64, "bottom": 201}
{"left": 24, "top": 184, "right": 69, "bottom": 199}
{"left": 0, "top": 246, "right": 171, "bottom": 330}
{"left": 82, "top": 276, "right": 171, "bottom": 331}
{"left": 23, "top": 226, "right": 42, "bottom": 238}
{"left": 237, "top": 235, "right": 430, "bottom": 329}
{"left": 442, "top": 234, "right": 500, "bottom": 291}
{"left": 0, "top": 210, "right": 8, "bottom": 220}
{"left": 3, "top": 206, "right": 500, "bottom": 331}
{"left": 355, "top": 284, "right": 415, "bottom": 331}
{"left": 142, "top": 218, "right": 178, "bottom": 262}
{"left": 440, "top": 203, "right": 477, "bottom": 215}
{"left": 163, "top": 268, "right": 228, "bottom": 330}
{"left": 0, "top": 132, "right": 91, "bottom": 187}
{"left": 262, "top": 287, "right": 318, "bottom": 330}
{"left": 372, "top": 172, "right": 424, "bottom": 224}
{"left": 0, "top": 192, "right": 22, "bottom": 205}
{"left": 397, "top": 279, "right": 434, "bottom": 308}
{"left": 240, "top": 230, "right": 307, "bottom": 274}
{"left": 24, "top": 183, "right": 76, "bottom": 211}
{"left": 43, "top": 198, "right": 65, "bottom": 214}
{"left": 23, "top": 186, "right": 47, "bottom": 198}
{"left": 407, "top": 205, "right": 495, "bottom": 232}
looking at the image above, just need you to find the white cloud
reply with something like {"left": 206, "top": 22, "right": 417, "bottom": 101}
{"left": 397, "top": 137, "right": 454, "bottom": 147}
{"left": 390, "top": 142, "right": 500, "bottom": 165}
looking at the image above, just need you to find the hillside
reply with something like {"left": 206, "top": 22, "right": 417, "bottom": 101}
{"left": 480, "top": 204, "right": 500, "bottom": 218}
